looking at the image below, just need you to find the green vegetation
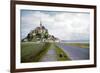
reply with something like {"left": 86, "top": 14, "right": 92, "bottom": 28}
{"left": 32, "top": 42, "right": 51, "bottom": 62}
{"left": 21, "top": 42, "right": 44, "bottom": 62}
{"left": 54, "top": 45, "right": 71, "bottom": 61}
{"left": 64, "top": 43, "right": 89, "bottom": 48}
{"left": 21, "top": 42, "right": 51, "bottom": 63}
{"left": 21, "top": 42, "right": 71, "bottom": 63}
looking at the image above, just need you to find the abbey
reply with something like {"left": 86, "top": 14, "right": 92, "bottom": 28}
{"left": 22, "top": 21, "right": 60, "bottom": 42}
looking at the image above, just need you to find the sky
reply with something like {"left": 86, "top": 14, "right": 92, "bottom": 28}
{"left": 20, "top": 10, "right": 90, "bottom": 41}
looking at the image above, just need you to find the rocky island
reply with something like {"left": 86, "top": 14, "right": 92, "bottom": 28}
{"left": 22, "top": 21, "right": 60, "bottom": 42}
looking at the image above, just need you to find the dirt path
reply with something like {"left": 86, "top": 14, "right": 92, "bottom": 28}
{"left": 39, "top": 43, "right": 70, "bottom": 62}
{"left": 39, "top": 44, "right": 58, "bottom": 62}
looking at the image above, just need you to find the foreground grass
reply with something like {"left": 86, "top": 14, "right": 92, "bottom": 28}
{"left": 32, "top": 42, "right": 51, "bottom": 62}
{"left": 21, "top": 42, "right": 44, "bottom": 62}
{"left": 21, "top": 42, "right": 51, "bottom": 63}
{"left": 54, "top": 44, "right": 71, "bottom": 61}
{"left": 64, "top": 43, "right": 89, "bottom": 48}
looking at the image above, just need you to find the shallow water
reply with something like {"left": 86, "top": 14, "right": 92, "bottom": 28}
{"left": 57, "top": 43, "right": 89, "bottom": 60}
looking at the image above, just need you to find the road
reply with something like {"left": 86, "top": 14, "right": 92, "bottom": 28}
{"left": 39, "top": 44, "right": 58, "bottom": 62}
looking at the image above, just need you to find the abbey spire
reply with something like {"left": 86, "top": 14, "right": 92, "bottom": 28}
{"left": 40, "top": 21, "right": 42, "bottom": 29}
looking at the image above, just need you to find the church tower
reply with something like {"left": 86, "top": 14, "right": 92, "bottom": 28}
{"left": 40, "top": 21, "right": 42, "bottom": 29}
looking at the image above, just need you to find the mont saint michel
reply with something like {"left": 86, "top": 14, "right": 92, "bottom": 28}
{"left": 21, "top": 10, "right": 89, "bottom": 63}
{"left": 22, "top": 21, "right": 59, "bottom": 42}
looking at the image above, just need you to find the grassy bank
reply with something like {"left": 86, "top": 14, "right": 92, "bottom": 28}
{"left": 55, "top": 45, "right": 71, "bottom": 61}
{"left": 21, "top": 42, "right": 51, "bottom": 63}
{"left": 64, "top": 43, "right": 89, "bottom": 48}
{"left": 33, "top": 42, "right": 51, "bottom": 62}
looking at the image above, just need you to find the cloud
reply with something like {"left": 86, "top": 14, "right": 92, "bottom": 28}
{"left": 21, "top": 10, "right": 90, "bottom": 41}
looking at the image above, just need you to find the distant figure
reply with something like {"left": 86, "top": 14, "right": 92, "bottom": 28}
{"left": 59, "top": 53, "right": 63, "bottom": 57}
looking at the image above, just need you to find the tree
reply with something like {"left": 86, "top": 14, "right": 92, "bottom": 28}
{"left": 27, "top": 33, "right": 33, "bottom": 41}
{"left": 44, "top": 30, "right": 48, "bottom": 39}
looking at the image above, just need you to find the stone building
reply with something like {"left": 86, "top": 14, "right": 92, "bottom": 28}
{"left": 22, "top": 21, "right": 59, "bottom": 42}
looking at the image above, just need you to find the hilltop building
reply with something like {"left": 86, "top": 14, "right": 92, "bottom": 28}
{"left": 22, "top": 21, "right": 60, "bottom": 42}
